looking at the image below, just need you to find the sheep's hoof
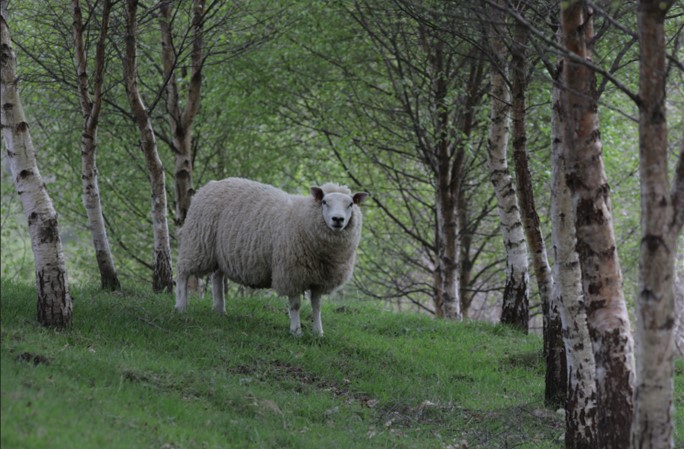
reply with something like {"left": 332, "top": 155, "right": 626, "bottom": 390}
{"left": 290, "top": 328, "right": 303, "bottom": 337}
{"left": 174, "top": 305, "right": 187, "bottom": 313}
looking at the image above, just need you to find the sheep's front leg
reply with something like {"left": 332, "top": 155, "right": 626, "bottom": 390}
{"left": 311, "top": 289, "right": 324, "bottom": 337}
{"left": 212, "top": 271, "right": 225, "bottom": 314}
{"left": 288, "top": 295, "right": 303, "bottom": 336}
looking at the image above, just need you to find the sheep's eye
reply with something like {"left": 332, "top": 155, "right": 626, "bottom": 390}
{"left": 348, "top": 203, "right": 353, "bottom": 208}
{"left": 322, "top": 200, "right": 327, "bottom": 206}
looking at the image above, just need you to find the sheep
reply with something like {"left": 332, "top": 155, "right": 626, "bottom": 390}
{"left": 175, "top": 177, "right": 369, "bottom": 336}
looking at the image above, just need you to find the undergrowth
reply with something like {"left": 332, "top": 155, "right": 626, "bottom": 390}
{"left": 1, "top": 281, "right": 681, "bottom": 448}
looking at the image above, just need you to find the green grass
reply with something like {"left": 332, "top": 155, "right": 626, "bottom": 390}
{"left": 1, "top": 282, "right": 681, "bottom": 449}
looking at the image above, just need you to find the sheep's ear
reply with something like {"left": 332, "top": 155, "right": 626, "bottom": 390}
{"left": 311, "top": 186, "right": 325, "bottom": 202}
{"left": 353, "top": 192, "right": 370, "bottom": 205}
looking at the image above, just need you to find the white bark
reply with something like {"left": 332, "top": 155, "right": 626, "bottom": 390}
{"left": 435, "top": 187, "right": 461, "bottom": 319}
{"left": 632, "top": 1, "right": 680, "bottom": 447}
{"left": 123, "top": 0, "right": 174, "bottom": 292}
{"left": 560, "top": 3, "right": 635, "bottom": 447}
{"left": 159, "top": 0, "right": 203, "bottom": 228}
{"left": 675, "top": 251, "right": 684, "bottom": 358}
{"left": 1, "top": 11, "right": 72, "bottom": 327}
{"left": 510, "top": 16, "right": 561, "bottom": 403}
{"left": 487, "top": 1, "right": 529, "bottom": 332}
{"left": 72, "top": 0, "right": 120, "bottom": 291}
{"left": 551, "top": 75, "right": 597, "bottom": 449}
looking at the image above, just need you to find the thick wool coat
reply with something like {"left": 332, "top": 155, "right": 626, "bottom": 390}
{"left": 177, "top": 178, "right": 363, "bottom": 297}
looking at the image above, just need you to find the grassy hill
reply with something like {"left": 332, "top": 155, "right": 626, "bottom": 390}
{"left": 1, "top": 282, "right": 681, "bottom": 448}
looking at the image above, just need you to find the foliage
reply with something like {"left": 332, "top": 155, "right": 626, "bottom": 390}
{"left": 0, "top": 0, "right": 681, "bottom": 314}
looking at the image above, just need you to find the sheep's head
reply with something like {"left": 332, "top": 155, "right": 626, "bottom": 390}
{"left": 311, "top": 186, "right": 369, "bottom": 232}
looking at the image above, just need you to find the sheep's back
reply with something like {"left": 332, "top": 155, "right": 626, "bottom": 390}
{"left": 181, "top": 177, "right": 363, "bottom": 297}
{"left": 211, "top": 178, "right": 295, "bottom": 288}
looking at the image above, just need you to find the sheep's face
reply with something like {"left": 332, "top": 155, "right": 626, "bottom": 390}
{"left": 311, "top": 187, "right": 369, "bottom": 232}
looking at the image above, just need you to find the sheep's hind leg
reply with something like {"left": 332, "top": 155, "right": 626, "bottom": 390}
{"left": 212, "top": 271, "right": 226, "bottom": 314}
{"left": 311, "top": 289, "right": 324, "bottom": 336}
{"left": 288, "top": 295, "right": 303, "bottom": 336}
{"left": 175, "top": 270, "right": 189, "bottom": 312}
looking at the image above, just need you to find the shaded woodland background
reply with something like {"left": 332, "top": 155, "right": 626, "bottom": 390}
{"left": 2, "top": 0, "right": 681, "bottom": 320}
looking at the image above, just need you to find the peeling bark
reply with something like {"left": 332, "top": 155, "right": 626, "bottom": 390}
{"left": 123, "top": 0, "right": 173, "bottom": 293}
{"left": 457, "top": 184, "right": 473, "bottom": 317}
{"left": 510, "top": 14, "right": 562, "bottom": 402}
{"left": 487, "top": 1, "right": 530, "bottom": 333}
{"left": 559, "top": 3, "right": 635, "bottom": 447}
{"left": 632, "top": 1, "right": 679, "bottom": 447}
{"left": 551, "top": 66, "right": 597, "bottom": 449}
{"left": 1, "top": 12, "right": 72, "bottom": 327}
{"left": 72, "top": 0, "right": 120, "bottom": 291}
{"left": 420, "top": 28, "right": 463, "bottom": 319}
{"left": 159, "top": 0, "right": 204, "bottom": 228}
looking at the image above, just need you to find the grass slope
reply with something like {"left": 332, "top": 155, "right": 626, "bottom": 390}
{"left": 1, "top": 282, "right": 681, "bottom": 449}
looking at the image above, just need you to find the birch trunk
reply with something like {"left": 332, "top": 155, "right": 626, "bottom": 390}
{"left": 675, "top": 250, "right": 684, "bottom": 358}
{"left": 487, "top": 2, "right": 529, "bottom": 332}
{"left": 1, "top": 12, "right": 72, "bottom": 327}
{"left": 159, "top": 0, "right": 203, "bottom": 228}
{"left": 435, "top": 182, "right": 460, "bottom": 318}
{"left": 551, "top": 71, "right": 598, "bottom": 449}
{"left": 632, "top": 1, "right": 680, "bottom": 447}
{"left": 456, "top": 54, "right": 485, "bottom": 319}
{"left": 123, "top": 0, "right": 174, "bottom": 293}
{"left": 458, "top": 184, "right": 473, "bottom": 317}
{"left": 420, "top": 30, "right": 462, "bottom": 319}
{"left": 72, "top": 0, "right": 120, "bottom": 291}
{"left": 510, "top": 16, "right": 562, "bottom": 402}
{"left": 560, "top": 3, "right": 635, "bottom": 447}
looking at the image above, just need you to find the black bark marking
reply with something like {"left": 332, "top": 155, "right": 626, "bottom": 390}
{"left": 38, "top": 217, "right": 60, "bottom": 244}
{"left": 642, "top": 233, "right": 667, "bottom": 253}
{"left": 36, "top": 269, "right": 71, "bottom": 328}
{"left": 576, "top": 198, "right": 606, "bottom": 226}
{"left": 650, "top": 107, "right": 665, "bottom": 125}
{"left": 594, "top": 328, "right": 634, "bottom": 448}
{"left": 176, "top": 169, "right": 191, "bottom": 181}
{"left": 18, "top": 169, "right": 34, "bottom": 180}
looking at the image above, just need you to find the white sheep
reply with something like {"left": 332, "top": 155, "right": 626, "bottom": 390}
{"left": 175, "top": 177, "right": 368, "bottom": 336}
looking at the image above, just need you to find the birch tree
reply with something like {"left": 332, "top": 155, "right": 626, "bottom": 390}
{"left": 559, "top": 2, "right": 635, "bottom": 447}
{"left": 487, "top": 1, "right": 530, "bottom": 332}
{"left": 508, "top": 5, "right": 562, "bottom": 401}
{"left": 551, "top": 65, "right": 598, "bottom": 449}
{"left": 123, "top": 0, "right": 174, "bottom": 292}
{"left": 72, "top": 0, "right": 120, "bottom": 291}
{"left": 345, "top": 1, "right": 492, "bottom": 318}
{"left": 1, "top": 10, "right": 73, "bottom": 327}
{"left": 159, "top": 0, "right": 204, "bottom": 228}
{"left": 632, "top": 0, "right": 682, "bottom": 447}
{"left": 675, "top": 251, "right": 684, "bottom": 358}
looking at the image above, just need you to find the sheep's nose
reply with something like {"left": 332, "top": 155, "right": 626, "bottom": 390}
{"left": 332, "top": 216, "right": 344, "bottom": 226}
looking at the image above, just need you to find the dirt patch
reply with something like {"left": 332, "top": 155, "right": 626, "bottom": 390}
{"left": 229, "top": 361, "right": 378, "bottom": 407}
{"left": 501, "top": 351, "right": 543, "bottom": 373}
{"left": 15, "top": 352, "right": 50, "bottom": 366}
{"left": 378, "top": 400, "right": 469, "bottom": 428}
{"left": 333, "top": 306, "right": 360, "bottom": 315}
